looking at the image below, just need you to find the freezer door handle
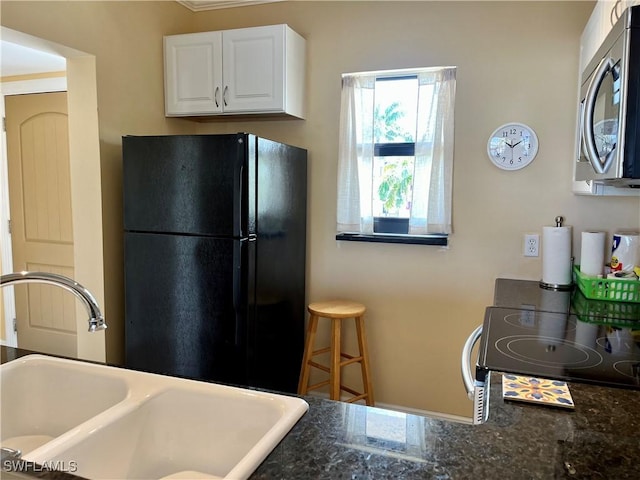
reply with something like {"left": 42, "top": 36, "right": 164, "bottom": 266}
{"left": 238, "top": 162, "right": 244, "bottom": 238}
{"left": 235, "top": 136, "right": 247, "bottom": 238}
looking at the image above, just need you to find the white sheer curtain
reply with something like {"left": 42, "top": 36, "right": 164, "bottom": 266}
{"left": 336, "top": 74, "right": 376, "bottom": 234}
{"left": 336, "top": 68, "right": 456, "bottom": 235}
{"left": 409, "top": 68, "right": 456, "bottom": 235}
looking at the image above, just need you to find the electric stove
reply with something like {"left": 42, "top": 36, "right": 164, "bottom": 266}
{"left": 477, "top": 279, "right": 640, "bottom": 390}
{"left": 477, "top": 306, "right": 640, "bottom": 390}
{"left": 463, "top": 279, "right": 640, "bottom": 424}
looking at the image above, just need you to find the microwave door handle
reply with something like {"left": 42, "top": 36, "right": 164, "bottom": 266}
{"left": 461, "top": 325, "right": 483, "bottom": 400}
{"left": 582, "top": 56, "right": 617, "bottom": 174}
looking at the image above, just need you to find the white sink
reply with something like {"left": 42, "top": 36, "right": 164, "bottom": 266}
{"left": 1, "top": 355, "right": 308, "bottom": 479}
{"left": 1, "top": 355, "right": 128, "bottom": 454}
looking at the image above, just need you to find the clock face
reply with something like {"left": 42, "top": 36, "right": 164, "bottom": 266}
{"left": 487, "top": 123, "right": 539, "bottom": 171}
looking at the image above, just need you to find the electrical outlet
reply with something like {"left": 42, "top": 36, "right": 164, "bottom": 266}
{"left": 524, "top": 234, "right": 539, "bottom": 257}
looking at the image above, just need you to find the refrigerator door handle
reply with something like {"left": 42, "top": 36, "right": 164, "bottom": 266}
{"left": 232, "top": 239, "right": 247, "bottom": 347}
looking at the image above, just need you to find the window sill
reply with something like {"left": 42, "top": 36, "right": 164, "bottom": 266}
{"left": 335, "top": 233, "right": 448, "bottom": 246}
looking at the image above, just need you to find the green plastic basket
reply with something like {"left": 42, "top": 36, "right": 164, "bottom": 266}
{"left": 573, "top": 266, "right": 640, "bottom": 304}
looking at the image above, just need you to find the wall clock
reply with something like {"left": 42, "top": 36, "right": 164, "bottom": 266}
{"left": 487, "top": 122, "right": 539, "bottom": 171}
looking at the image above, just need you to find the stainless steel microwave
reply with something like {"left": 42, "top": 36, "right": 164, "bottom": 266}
{"left": 576, "top": 6, "right": 640, "bottom": 187}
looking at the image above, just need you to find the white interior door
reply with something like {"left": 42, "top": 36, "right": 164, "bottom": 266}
{"left": 5, "top": 91, "right": 77, "bottom": 357}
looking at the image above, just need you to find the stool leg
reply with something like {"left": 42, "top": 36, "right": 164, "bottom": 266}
{"left": 298, "top": 314, "right": 319, "bottom": 395}
{"left": 330, "top": 317, "right": 341, "bottom": 401}
{"left": 355, "top": 315, "right": 374, "bottom": 406}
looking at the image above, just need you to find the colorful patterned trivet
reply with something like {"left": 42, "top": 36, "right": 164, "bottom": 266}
{"left": 502, "top": 374, "right": 575, "bottom": 409}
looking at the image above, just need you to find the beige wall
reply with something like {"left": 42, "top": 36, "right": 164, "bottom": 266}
{"left": 1, "top": 0, "right": 194, "bottom": 363}
{"left": 2, "top": 1, "right": 639, "bottom": 417}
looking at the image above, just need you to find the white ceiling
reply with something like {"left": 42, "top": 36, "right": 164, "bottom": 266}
{"left": 0, "top": 0, "right": 280, "bottom": 78}
{"left": 1, "top": 41, "right": 66, "bottom": 77}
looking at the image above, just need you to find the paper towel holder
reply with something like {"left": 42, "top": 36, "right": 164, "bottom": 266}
{"left": 539, "top": 216, "right": 575, "bottom": 291}
{"left": 539, "top": 277, "right": 574, "bottom": 291}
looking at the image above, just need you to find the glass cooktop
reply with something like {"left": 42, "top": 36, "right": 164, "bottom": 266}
{"left": 478, "top": 279, "right": 640, "bottom": 390}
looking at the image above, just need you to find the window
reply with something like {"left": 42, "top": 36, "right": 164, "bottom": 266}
{"left": 336, "top": 67, "right": 456, "bottom": 246}
{"left": 373, "top": 77, "right": 417, "bottom": 223}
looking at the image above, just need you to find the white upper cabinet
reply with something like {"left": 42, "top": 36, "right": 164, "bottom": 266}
{"left": 580, "top": 1, "right": 640, "bottom": 70}
{"left": 579, "top": 1, "right": 608, "bottom": 71}
{"left": 164, "top": 25, "right": 306, "bottom": 119}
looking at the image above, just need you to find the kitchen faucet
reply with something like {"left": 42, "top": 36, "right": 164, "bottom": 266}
{"left": 0, "top": 271, "right": 107, "bottom": 332}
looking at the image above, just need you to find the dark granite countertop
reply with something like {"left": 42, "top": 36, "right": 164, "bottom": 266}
{"left": 2, "top": 347, "right": 639, "bottom": 479}
{"left": 253, "top": 373, "right": 640, "bottom": 479}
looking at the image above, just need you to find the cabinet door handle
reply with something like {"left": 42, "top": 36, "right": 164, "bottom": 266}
{"left": 223, "top": 86, "right": 228, "bottom": 107}
{"left": 214, "top": 86, "right": 220, "bottom": 108}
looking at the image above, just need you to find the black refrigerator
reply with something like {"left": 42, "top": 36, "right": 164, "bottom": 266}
{"left": 122, "top": 133, "right": 307, "bottom": 394}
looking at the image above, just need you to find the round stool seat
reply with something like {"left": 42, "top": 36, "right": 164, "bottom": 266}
{"left": 308, "top": 300, "right": 366, "bottom": 319}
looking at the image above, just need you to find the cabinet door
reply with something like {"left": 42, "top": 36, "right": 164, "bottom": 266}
{"left": 222, "top": 25, "right": 285, "bottom": 113}
{"left": 164, "top": 31, "right": 223, "bottom": 115}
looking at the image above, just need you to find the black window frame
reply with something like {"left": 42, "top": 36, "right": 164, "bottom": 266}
{"left": 375, "top": 142, "right": 415, "bottom": 157}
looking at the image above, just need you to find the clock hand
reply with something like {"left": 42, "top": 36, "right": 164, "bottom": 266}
{"left": 504, "top": 139, "right": 513, "bottom": 148}
{"left": 511, "top": 140, "right": 522, "bottom": 148}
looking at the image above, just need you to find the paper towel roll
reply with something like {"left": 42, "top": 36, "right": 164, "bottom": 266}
{"left": 611, "top": 232, "right": 640, "bottom": 272}
{"left": 542, "top": 225, "right": 572, "bottom": 287}
{"left": 580, "top": 231, "right": 606, "bottom": 277}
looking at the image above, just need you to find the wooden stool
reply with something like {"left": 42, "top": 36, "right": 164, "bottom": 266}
{"left": 297, "top": 300, "right": 374, "bottom": 406}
